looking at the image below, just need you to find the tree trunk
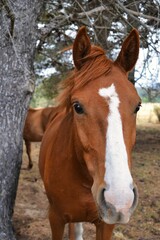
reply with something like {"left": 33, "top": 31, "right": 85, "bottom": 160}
{"left": 0, "top": 1, "right": 45, "bottom": 239}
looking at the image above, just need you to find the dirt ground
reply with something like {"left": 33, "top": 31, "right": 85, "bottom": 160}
{"left": 13, "top": 123, "right": 160, "bottom": 240}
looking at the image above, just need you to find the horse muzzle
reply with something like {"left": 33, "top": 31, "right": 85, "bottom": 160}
{"left": 96, "top": 183, "right": 138, "bottom": 224}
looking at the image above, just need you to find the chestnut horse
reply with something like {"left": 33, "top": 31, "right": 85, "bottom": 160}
{"left": 39, "top": 27, "right": 141, "bottom": 240}
{"left": 23, "top": 107, "right": 58, "bottom": 169}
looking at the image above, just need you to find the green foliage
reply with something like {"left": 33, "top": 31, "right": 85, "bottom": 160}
{"left": 137, "top": 87, "right": 160, "bottom": 103}
{"left": 30, "top": 70, "right": 70, "bottom": 107}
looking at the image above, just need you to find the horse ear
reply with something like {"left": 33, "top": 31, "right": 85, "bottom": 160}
{"left": 73, "top": 26, "right": 91, "bottom": 70}
{"left": 115, "top": 29, "right": 139, "bottom": 72}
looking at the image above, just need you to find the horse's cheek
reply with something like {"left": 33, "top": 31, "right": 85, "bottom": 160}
{"left": 75, "top": 122, "right": 89, "bottom": 149}
{"left": 83, "top": 152, "right": 95, "bottom": 178}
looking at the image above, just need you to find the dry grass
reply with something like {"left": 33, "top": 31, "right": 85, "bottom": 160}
{"left": 137, "top": 103, "right": 160, "bottom": 124}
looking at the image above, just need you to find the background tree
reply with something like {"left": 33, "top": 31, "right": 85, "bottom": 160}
{"left": 0, "top": 1, "right": 45, "bottom": 239}
{"left": 33, "top": 0, "right": 160, "bottom": 106}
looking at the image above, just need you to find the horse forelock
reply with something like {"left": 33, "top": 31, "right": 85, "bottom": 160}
{"left": 57, "top": 45, "right": 112, "bottom": 111}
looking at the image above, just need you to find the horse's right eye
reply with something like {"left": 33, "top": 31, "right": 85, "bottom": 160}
{"left": 73, "top": 102, "right": 84, "bottom": 114}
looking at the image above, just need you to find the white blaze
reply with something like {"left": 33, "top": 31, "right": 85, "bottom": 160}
{"left": 99, "top": 84, "right": 134, "bottom": 212}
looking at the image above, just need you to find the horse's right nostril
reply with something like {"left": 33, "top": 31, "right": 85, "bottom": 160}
{"left": 99, "top": 188, "right": 109, "bottom": 208}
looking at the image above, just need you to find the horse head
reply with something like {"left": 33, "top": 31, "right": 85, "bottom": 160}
{"left": 69, "top": 27, "right": 141, "bottom": 224}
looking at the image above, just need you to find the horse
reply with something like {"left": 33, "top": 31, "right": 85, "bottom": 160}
{"left": 23, "top": 107, "right": 58, "bottom": 169}
{"left": 39, "top": 26, "right": 141, "bottom": 240}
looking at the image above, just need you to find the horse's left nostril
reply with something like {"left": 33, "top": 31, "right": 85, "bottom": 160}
{"left": 130, "top": 184, "right": 138, "bottom": 212}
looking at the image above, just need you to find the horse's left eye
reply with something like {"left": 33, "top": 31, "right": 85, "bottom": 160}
{"left": 134, "top": 102, "right": 141, "bottom": 113}
{"left": 73, "top": 102, "right": 84, "bottom": 114}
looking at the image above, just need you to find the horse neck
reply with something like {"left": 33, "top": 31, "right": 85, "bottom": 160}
{"left": 42, "top": 107, "right": 59, "bottom": 131}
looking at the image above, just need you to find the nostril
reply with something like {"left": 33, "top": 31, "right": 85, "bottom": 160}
{"left": 131, "top": 185, "right": 138, "bottom": 211}
{"left": 99, "top": 188, "right": 106, "bottom": 205}
{"left": 98, "top": 187, "right": 114, "bottom": 212}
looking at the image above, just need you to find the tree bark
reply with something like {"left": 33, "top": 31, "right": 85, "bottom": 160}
{"left": 0, "top": 1, "right": 45, "bottom": 239}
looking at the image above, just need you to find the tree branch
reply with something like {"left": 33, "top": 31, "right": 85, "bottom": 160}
{"left": 38, "top": 2, "right": 160, "bottom": 53}
{"left": 39, "top": 5, "right": 109, "bottom": 38}
{"left": 116, "top": 0, "right": 160, "bottom": 23}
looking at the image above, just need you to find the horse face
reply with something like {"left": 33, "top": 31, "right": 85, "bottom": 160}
{"left": 72, "top": 27, "right": 141, "bottom": 224}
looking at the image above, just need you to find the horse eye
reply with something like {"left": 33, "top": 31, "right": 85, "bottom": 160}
{"left": 134, "top": 102, "right": 141, "bottom": 113}
{"left": 73, "top": 102, "right": 84, "bottom": 114}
